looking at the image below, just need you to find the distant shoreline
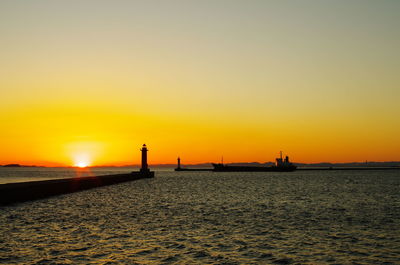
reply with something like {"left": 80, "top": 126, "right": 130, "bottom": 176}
{"left": 1, "top": 161, "right": 399, "bottom": 169}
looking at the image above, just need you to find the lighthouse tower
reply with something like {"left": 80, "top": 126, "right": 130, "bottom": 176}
{"left": 140, "top": 144, "right": 149, "bottom": 173}
{"left": 132, "top": 144, "right": 154, "bottom": 177}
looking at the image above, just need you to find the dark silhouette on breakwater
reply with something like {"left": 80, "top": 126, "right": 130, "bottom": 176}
{"left": 175, "top": 157, "right": 213, "bottom": 171}
{"left": 0, "top": 144, "right": 154, "bottom": 205}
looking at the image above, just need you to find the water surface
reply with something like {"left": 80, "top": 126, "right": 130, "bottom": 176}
{"left": 0, "top": 167, "right": 137, "bottom": 184}
{"left": 1, "top": 170, "right": 399, "bottom": 264}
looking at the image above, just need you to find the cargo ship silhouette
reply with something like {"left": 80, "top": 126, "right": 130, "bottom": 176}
{"left": 212, "top": 152, "right": 297, "bottom": 172}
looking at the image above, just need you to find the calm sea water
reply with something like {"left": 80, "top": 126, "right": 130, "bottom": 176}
{"left": 0, "top": 167, "right": 147, "bottom": 184}
{"left": 1, "top": 169, "right": 399, "bottom": 264}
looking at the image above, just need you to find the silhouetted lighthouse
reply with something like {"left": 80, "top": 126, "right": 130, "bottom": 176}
{"left": 177, "top": 157, "right": 181, "bottom": 169}
{"left": 140, "top": 144, "right": 149, "bottom": 172}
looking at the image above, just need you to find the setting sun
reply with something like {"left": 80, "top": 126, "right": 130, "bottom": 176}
{"left": 0, "top": 1, "right": 399, "bottom": 167}
{"left": 75, "top": 162, "right": 89, "bottom": 168}
{"left": 73, "top": 153, "right": 92, "bottom": 168}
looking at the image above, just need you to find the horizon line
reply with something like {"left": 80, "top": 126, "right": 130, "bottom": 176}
{"left": 2, "top": 160, "right": 400, "bottom": 168}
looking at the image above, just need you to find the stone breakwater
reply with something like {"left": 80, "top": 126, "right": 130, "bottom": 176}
{"left": 0, "top": 172, "right": 153, "bottom": 205}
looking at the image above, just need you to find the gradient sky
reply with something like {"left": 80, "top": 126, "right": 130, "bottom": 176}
{"left": 0, "top": 0, "right": 399, "bottom": 166}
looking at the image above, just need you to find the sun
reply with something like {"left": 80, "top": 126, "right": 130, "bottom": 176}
{"left": 73, "top": 153, "right": 91, "bottom": 168}
{"left": 76, "top": 162, "right": 89, "bottom": 168}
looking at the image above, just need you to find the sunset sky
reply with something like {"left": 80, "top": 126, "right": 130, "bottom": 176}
{"left": 1, "top": 1, "right": 399, "bottom": 166}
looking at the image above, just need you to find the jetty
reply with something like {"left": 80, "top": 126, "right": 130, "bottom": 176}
{"left": 174, "top": 157, "right": 213, "bottom": 171}
{"left": 174, "top": 155, "right": 400, "bottom": 172}
{"left": 296, "top": 167, "right": 400, "bottom": 171}
{"left": 0, "top": 144, "right": 154, "bottom": 206}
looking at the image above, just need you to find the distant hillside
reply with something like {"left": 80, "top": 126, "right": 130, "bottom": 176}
{"left": 294, "top": 161, "right": 400, "bottom": 168}
{"left": 1, "top": 164, "right": 40, "bottom": 168}
{"left": 2, "top": 164, "right": 22, "bottom": 167}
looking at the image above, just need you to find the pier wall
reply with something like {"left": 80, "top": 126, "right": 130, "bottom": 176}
{"left": 0, "top": 172, "right": 153, "bottom": 206}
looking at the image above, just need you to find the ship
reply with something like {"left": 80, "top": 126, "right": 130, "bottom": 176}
{"left": 212, "top": 152, "right": 297, "bottom": 172}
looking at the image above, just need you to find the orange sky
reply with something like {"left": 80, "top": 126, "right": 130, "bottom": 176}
{"left": 0, "top": 1, "right": 399, "bottom": 166}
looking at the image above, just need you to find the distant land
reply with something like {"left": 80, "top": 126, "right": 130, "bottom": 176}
{"left": 83, "top": 161, "right": 400, "bottom": 168}
{"left": 169, "top": 161, "right": 400, "bottom": 168}
{"left": 294, "top": 161, "right": 400, "bottom": 168}
{"left": 1, "top": 164, "right": 41, "bottom": 168}
{"left": 2, "top": 164, "right": 22, "bottom": 167}
{"left": 1, "top": 162, "right": 399, "bottom": 168}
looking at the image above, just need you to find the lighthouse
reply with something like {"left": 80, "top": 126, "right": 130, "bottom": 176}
{"left": 140, "top": 144, "right": 149, "bottom": 173}
{"left": 135, "top": 144, "right": 154, "bottom": 177}
{"left": 177, "top": 157, "right": 181, "bottom": 170}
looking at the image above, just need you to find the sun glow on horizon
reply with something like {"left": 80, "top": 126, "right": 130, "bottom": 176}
{"left": 66, "top": 140, "right": 107, "bottom": 168}
{"left": 75, "top": 161, "right": 89, "bottom": 168}
{"left": 0, "top": 2, "right": 399, "bottom": 165}
{"left": 72, "top": 153, "right": 92, "bottom": 168}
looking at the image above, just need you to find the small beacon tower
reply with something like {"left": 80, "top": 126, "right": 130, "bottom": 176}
{"left": 135, "top": 144, "right": 154, "bottom": 178}
{"left": 141, "top": 144, "right": 149, "bottom": 172}
{"left": 175, "top": 156, "right": 184, "bottom": 171}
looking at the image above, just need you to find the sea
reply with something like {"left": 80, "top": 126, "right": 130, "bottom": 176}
{"left": 0, "top": 167, "right": 399, "bottom": 264}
